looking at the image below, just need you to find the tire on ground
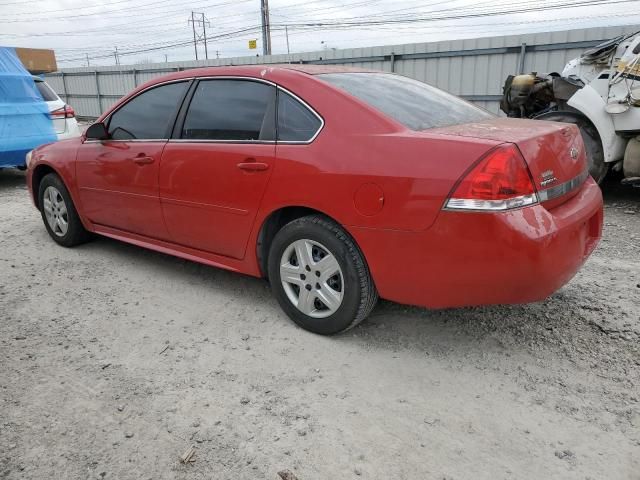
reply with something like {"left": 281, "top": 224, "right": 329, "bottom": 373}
{"left": 267, "top": 214, "right": 378, "bottom": 335}
{"left": 38, "top": 173, "right": 91, "bottom": 247}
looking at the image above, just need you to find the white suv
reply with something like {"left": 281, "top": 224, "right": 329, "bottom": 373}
{"left": 33, "top": 77, "right": 81, "bottom": 140}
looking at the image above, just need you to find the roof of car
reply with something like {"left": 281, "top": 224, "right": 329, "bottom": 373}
{"left": 145, "top": 64, "right": 377, "bottom": 85}
{"left": 259, "top": 64, "right": 376, "bottom": 75}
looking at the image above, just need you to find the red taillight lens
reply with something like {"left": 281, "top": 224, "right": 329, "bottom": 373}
{"left": 50, "top": 105, "right": 75, "bottom": 119}
{"left": 445, "top": 144, "right": 538, "bottom": 211}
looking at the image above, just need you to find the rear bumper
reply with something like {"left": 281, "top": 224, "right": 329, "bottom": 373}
{"left": 350, "top": 178, "right": 603, "bottom": 308}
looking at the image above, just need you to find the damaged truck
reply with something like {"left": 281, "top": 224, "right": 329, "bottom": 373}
{"left": 500, "top": 31, "right": 640, "bottom": 186}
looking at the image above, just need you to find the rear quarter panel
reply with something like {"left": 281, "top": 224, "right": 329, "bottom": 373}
{"left": 261, "top": 70, "right": 499, "bottom": 232}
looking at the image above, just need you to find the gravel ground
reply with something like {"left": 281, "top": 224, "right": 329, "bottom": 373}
{"left": 1, "top": 169, "right": 639, "bottom": 480}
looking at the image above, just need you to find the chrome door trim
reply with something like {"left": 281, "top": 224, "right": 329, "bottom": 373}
{"left": 92, "top": 75, "right": 325, "bottom": 145}
{"left": 101, "top": 77, "right": 194, "bottom": 133}
{"left": 275, "top": 86, "right": 325, "bottom": 145}
{"left": 83, "top": 139, "right": 168, "bottom": 144}
{"left": 168, "top": 139, "right": 276, "bottom": 145}
{"left": 176, "top": 76, "right": 325, "bottom": 145}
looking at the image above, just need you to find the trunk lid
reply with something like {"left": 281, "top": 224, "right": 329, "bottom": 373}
{"left": 432, "top": 118, "right": 588, "bottom": 205}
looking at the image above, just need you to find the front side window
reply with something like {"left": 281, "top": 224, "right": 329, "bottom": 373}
{"left": 277, "top": 91, "right": 322, "bottom": 142}
{"left": 181, "top": 80, "right": 275, "bottom": 141}
{"left": 108, "top": 81, "right": 188, "bottom": 140}
{"left": 319, "top": 73, "right": 492, "bottom": 131}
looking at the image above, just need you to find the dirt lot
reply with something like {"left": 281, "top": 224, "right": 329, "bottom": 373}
{"left": 1, "top": 169, "right": 639, "bottom": 480}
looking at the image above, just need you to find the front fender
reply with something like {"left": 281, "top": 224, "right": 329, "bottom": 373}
{"left": 27, "top": 139, "right": 94, "bottom": 231}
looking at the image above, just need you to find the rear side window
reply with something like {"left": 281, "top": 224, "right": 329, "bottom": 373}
{"left": 108, "top": 81, "right": 187, "bottom": 140}
{"left": 34, "top": 80, "right": 58, "bottom": 102}
{"left": 181, "top": 80, "right": 275, "bottom": 141}
{"left": 277, "top": 91, "right": 322, "bottom": 142}
{"left": 319, "top": 73, "right": 492, "bottom": 130}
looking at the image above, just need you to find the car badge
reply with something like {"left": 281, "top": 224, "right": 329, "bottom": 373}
{"left": 570, "top": 147, "right": 579, "bottom": 159}
{"left": 540, "top": 169, "right": 557, "bottom": 187}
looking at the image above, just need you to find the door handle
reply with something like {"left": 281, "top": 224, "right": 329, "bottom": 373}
{"left": 237, "top": 159, "right": 269, "bottom": 172}
{"left": 132, "top": 154, "right": 155, "bottom": 165}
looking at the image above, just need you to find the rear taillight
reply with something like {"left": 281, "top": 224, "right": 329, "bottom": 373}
{"left": 50, "top": 105, "right": 75, "bottom": 119}
{"left": 445, "top": 144, "right": 538, "bottom": 211}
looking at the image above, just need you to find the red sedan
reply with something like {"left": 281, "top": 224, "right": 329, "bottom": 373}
{"left": 26, "top": 65, "right": 603, "bottom": 334}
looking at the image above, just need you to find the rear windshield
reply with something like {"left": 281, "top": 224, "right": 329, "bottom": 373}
{"left": 34, "top": 80, "right": 59, "bottom": 102}
{"left": 319, "top": 72, "right": 492, "bottom": 130}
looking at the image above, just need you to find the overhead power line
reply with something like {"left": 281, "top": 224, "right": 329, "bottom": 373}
{"left": 40, "top": 0, "right": 640, "bottom": 65}
{"left": 0, "top": 0, "right": 252, "bottom": 22}
{"left": 2, "top": 0, "right": 179, "bottom": 17}
{"left": 275, "top": 0, "right": 639, "bottom": 27}
{"left": 58, "top": 25, "right": 264, "bottom": 63}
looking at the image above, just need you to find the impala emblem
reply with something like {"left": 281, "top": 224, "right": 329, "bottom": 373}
{"left": 540, "top": 169, "right": 557, "bottom": 187}
{"left": 570, "top": 147, "right": 579, "bottom": 159}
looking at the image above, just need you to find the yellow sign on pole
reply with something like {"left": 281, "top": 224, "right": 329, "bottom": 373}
{"left": 248, "top": 39, "right": 257, "bottom": 50}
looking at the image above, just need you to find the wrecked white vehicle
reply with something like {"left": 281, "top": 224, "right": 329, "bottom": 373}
{"left": 501, "top": 31, "right": 640, "bottom": 186}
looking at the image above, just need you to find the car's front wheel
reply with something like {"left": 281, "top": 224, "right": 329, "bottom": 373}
{"left": 38, "top": 173, "right": 90, "bottom": 247}
{"left": 268, "top": 215, "right": 378, "bottom": 335}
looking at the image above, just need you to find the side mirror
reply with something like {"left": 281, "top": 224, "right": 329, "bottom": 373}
{"left": 85, "top": 122, "right": 110, "bottom": 141}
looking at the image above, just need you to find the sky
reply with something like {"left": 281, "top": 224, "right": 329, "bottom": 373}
{"left": 1, "top": 0, "right": 639, "bottom": 68}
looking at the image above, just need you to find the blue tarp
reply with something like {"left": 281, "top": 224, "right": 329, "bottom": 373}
{"left": 0, "top": 47, "right": 56, "bottom": 168}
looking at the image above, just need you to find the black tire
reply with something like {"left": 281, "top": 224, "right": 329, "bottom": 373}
{"left": 534, "top": 112, "right": 608, "bottom": 184}
{"left": 267, "top": 215, "right": 378, "bottom": 335}
{"left": 38, "top": 173, "right": 91, "bottom": 247}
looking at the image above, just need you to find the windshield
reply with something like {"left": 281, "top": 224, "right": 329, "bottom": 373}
{"left": 319, "top": 72, "right": 492, "bottom": 130}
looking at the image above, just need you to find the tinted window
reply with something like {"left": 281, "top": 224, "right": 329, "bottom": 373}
{"left": 319, "top": 73, "right": 492, "bottom": 130}
{"left": 277, "top": 91, "right": 322, "bottom": 142}
{"left": 34, "top": 80, "right": 58, "bottom": 102}
{"left": 108, "top": 82, "right": 187, "bottom": 140}
{"left": 182, "top": 80, "right": 275, "bottom": 141}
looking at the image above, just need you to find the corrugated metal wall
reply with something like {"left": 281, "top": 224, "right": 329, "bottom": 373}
{"left": 45, "top": 24, "right": 640, "bottom": 118}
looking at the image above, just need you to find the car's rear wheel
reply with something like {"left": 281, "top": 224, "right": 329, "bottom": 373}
{"left": 267, "top": 215, "right": 378, "bottom": 335}
{"left": 38, "top": 173, "right": 90, "bottom": 247}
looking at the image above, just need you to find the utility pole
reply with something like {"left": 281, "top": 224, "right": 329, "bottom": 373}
{"left": 201, "top": 12, "right": 208, "bottom": 60}
{"left": 216, "top": 50, "right": 220, "bottom": 59}
{"left": 188, "top": 11, "right": 211, "bottom": 60}
{"left": 190, "top": 11, "right": 198, "bottom": 60}
{"left": 164, "top": 54, "right": 168, "bottom": 63}
{"left": 114, "top": 46, "right": 119, "bottom": 65}
{"left": 260, "top": 0, "right": 271, "bottom": 56}
{"left": 86, "top": 53, "right": 90, "bottom": 67}
{"left": 285, "top": 25, "right": 290, "bottom": 55}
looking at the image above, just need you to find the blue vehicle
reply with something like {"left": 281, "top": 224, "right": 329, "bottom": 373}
{"left": 0, "top": 47, "right": 57, "bottom": 169}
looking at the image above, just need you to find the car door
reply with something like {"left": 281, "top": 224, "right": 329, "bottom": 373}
{"left": 76, "top": 81, "right": 189, "bottom": 240}
{"left": 159, "top": 78, "right": 276, "bottom": 259}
